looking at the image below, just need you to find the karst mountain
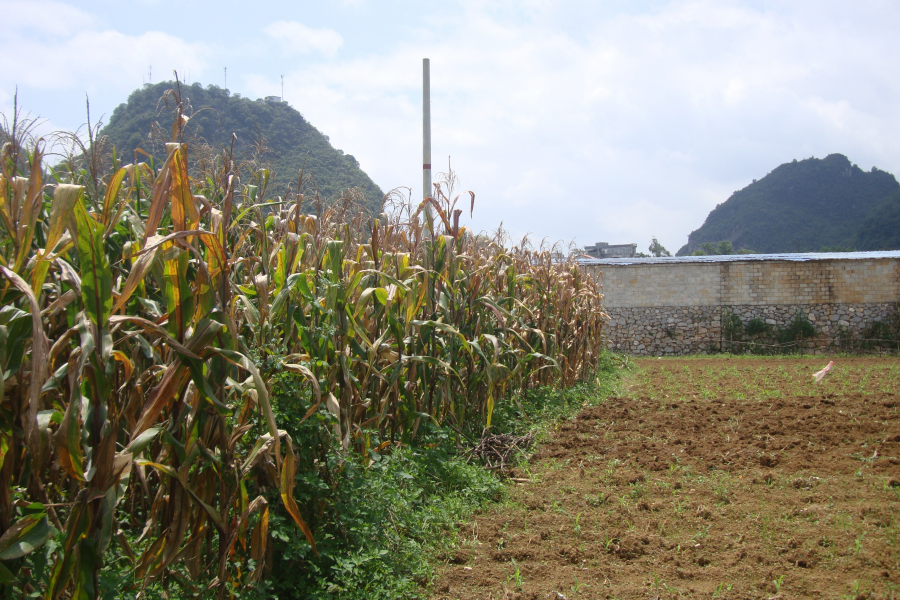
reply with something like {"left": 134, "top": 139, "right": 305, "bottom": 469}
{"left": 677, "top": 154, "right": 900, "bottom": 255}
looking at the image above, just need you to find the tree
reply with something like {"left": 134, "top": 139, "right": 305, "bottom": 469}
{"left": 648, "top": 237, "right": 671, "bottom": 257}
{"left": 691, "top": 240, "right": 755, "bottom": 255}
{"left": 704, "top": 241, "right": 733, "bottom": 255}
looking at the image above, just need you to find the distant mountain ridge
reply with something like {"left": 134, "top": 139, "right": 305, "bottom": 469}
{"left": 100, "top": 81, "right": 384, "bottom": 211}
{"left": 676, "top": 154, "right": 900, "bottom": 255}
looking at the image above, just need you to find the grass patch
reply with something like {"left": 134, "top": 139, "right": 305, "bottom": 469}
{"left": 492, "top": 351, "right": 622, "bottom": 439}
{"left": 259, "top": 444, "right": 503, "bottom": 599}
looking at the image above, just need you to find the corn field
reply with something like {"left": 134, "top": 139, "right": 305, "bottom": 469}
{"left": 0, "top": 89, "right": 605, "bottom": 598}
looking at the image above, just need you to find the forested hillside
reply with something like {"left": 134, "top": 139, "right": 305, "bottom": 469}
{"left": 853, "top": 189, "right": 900, "bottom": 250}
{"left": 676, "top": 154, "right": 900, "bottom": 255}
{"left": 100, "top": 80, "right": 384, "bottom": 211}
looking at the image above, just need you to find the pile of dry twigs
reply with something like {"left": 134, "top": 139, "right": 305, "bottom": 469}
{"left": 465, "top": 431, "right": 536, "bottom": 472}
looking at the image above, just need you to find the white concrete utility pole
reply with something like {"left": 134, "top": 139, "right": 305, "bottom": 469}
{"left": 422, "top": 58, "right": 434, "bottom": 225}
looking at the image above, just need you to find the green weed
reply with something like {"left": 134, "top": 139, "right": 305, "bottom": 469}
{"left": 773, "top": 574, "right": 784, "bottom": 594}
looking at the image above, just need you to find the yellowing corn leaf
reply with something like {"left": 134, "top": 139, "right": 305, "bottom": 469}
{"left": 0, "top": 266, "right": 49, "bottom": 449}
{"left": 279, "top": 437, "right": 316, "bottom": 555}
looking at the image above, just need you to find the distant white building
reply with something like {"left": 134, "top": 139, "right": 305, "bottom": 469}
{"left": 583, "top": 242, "right": 638, "bottom": 259}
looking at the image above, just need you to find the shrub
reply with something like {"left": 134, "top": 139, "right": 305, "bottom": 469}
{"left": 745, "top": 317, "right": 771, "bottom": 337}
{"left": 776, "top": 311, "right": 816, "bottom": 351}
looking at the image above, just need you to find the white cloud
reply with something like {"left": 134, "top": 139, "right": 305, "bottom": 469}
{"left": 8, "top": 0, "right": 900, "bottom": 254}
{"left": 0, "top": 30, "right": 208, "bottom": 92}
{"left": 241, "top": 0, "right": 900, "bottom": 253}
{"left": 264, "top": 21, "right": 344, "bottom": 57}
{"left": 0, "top": 0, "right": 94, "bottom": 36}
{"left": 0, "top": 2, "right": 211, "bottom": 133}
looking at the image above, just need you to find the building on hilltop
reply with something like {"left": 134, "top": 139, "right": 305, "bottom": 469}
{"left": 583, "top": 242, "right": 638, "bottom": 259}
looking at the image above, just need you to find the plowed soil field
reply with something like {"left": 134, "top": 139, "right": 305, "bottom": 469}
{"left": 433, "top": 357, "right": 900, "bottom": 600}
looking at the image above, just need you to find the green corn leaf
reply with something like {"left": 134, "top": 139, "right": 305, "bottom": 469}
{"left": 213, "top": 349, "right": 279, "bottom": 458}
{"left": 411, "top": 319, "right": 470, "bottom": 347}
{"left": 270, "top": 272, "right": 304, "bottom": 317}
{"left": 36, "top": 409, "right": 63, "bottom": 429}
{"left": 41, "top": 361, "right": 69, "bottom": 393}
{"left": 295, "top": 271, "right": 315, "bottom": 300}
{"left": 240, "top": 435, "right": 275, "bottom": 478}
{"left": 327, "top": 240, "right": 343, "bottom": 282}
{"left": 162, "top": 244, "right": 192, "bottom": 339}
{"left": 0, "top": 306, "right": 31, "bottom": 378}
{"left": 47, "top": 495, "right": 92, "bottom": 600}
{"left": 185, "top": 357, "right": 230, "bottom": 415}
{"left": 0, "top": 513, "right": 53, "bottom": 560}
{"left": 72, "top": 200, "right": 113, "bottom": 329}
{"left": 54, "top": 376, "right": 84, "bottom": 481}
{"left": 0, "top": 562, "right": 14, "bottom": 584}
{"left": 353, "top": 287, "right": 388, "bottom": 318}
{"left": 358, "top": 269, "right": 412, "bottom": 293}
{"left": 403, "top": 354, "right": 457, "bottom": 375}
{"left": 124, "top": 427, "right": 162, "bottom": 455}
{"left": 228, "top": 199, "right": 291, "bottom": 229}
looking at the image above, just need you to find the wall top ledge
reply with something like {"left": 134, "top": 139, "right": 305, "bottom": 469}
{"left": 577, "top": 250, "right": 900, "bottom": 267}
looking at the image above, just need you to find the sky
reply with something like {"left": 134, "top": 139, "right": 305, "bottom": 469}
{"left": 3, "top": 0, "right": 900, "bottom": 253}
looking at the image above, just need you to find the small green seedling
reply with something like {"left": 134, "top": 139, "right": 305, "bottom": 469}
{"left": 713, "top": 582, "right": 734, "bottom": 597}
{"left": 570, "top": 575, "right": 588, "bottom": 594}
{"left": 505, "top": 559, "right": 524, "bottom": 589}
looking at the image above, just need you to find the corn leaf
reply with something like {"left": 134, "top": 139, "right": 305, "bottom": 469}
{"left": 72, "top": 201, "right": 112, "bottom": 329}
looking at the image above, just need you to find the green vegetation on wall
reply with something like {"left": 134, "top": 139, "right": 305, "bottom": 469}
{"left": 721, "top": 309, "right": 818, "bottom": 354}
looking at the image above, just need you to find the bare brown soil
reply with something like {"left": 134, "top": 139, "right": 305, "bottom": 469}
{"left": 432, "top": 357, "right": 900, "bottom": 600}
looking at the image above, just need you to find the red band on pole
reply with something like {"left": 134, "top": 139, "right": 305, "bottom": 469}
{"left": 423, "top": 164, "right": 431, "bottom": 169}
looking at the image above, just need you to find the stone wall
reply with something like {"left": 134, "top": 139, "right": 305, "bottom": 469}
{"left": 604, "top": 306, "right": 721, "bottom": 355}
{"left": 580, "top": 254, "right": 900, "bottom": 356}
{"left": 604, "top": 302, "right": 898, "bottom": 356}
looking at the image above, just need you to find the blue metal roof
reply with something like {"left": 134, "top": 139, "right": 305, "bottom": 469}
{"left": 576, "top": 250, "right": 900, "bottom": 266}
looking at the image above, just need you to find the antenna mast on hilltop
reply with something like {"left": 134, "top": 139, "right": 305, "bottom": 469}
{"left": 148, "top": 65, "right": 152, "bottom": 84}
{"left": 281, "top": 75, "right": 284, "bottom": 102}
{"left": 224, "top": 67, "right": 227, "bottom": 90}
{"left": 423, "top": 58, "right": 433, "bottom": 225}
